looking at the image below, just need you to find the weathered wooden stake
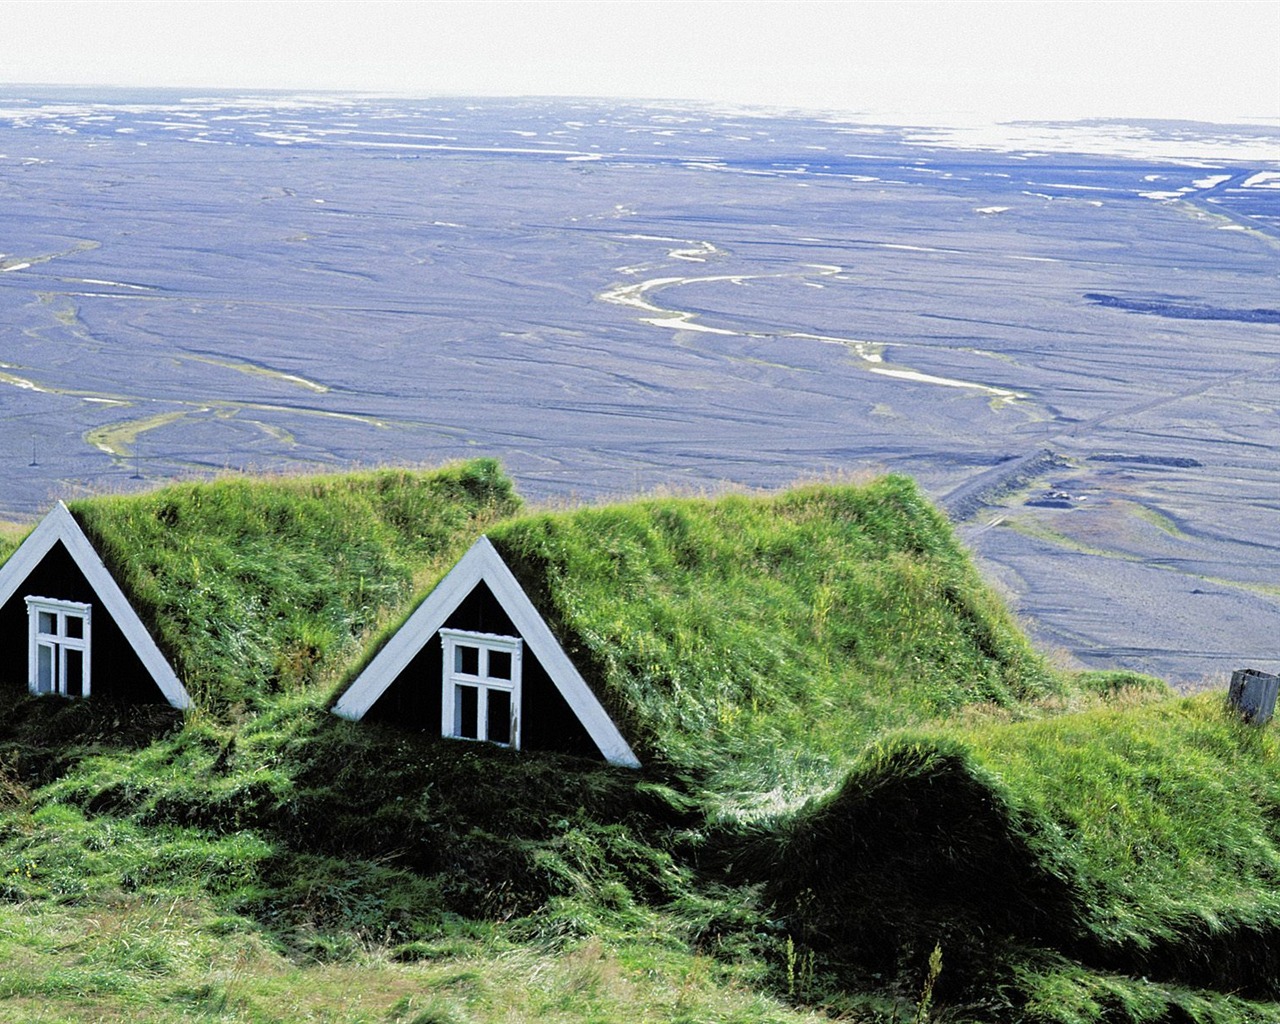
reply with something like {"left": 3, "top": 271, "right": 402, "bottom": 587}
{"left": 1229, "top": 668, "right": 1280, "bottom": 725}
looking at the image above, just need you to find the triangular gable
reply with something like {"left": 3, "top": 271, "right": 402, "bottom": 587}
{"left": 334, "top": 536, "right": 640, "bottom": 768}
{"left": 0, "top": 502, "right": 191, "bottom": 709}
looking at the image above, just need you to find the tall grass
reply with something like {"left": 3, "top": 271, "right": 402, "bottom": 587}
{"left": 491, "top": 474, "right": 1060, "bottom": 805}
{"left": 71, "top": 459, "right": 520, "bottom": 709}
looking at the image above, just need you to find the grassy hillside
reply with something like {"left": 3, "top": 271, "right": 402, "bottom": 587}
{"left": 2, "top": 466, "right": 1278, "bottom": 1022}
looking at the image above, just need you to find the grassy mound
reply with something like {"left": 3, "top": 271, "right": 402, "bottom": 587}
{"left": 4, "top": 690, "right": 681, "bottom": 939}
{"left": 1, "top": 686, "right": 805, "bottom": 1021}
{"left": 766, "top": 736, "right": 1079, "bottom": 973}
{"left": 489, "top": 475, "right": 1061, "bottom": 803}
{"left": 963, "top": 693, "right": 1280, "bottom": 993}
{"left": 768, "top": 690, "right": 1280, "bottom": 1015}
{"left": 70, "top": 459, "right": 521, "bottom": 709}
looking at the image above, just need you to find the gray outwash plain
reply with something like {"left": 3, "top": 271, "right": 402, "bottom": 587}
{"left": 0, "top": 91, "right": 1277, "bottom": 687}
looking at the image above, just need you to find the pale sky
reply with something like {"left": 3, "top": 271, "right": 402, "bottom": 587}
{"left": 2, "top": 1, "right": 1277, "bottom": 125}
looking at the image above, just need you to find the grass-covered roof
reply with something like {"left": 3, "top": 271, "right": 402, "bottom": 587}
{"left": 485, "top": 474, "right": 1063, "bottom": 800}
{"left": 66, "top": 459, "right": 521, "bottom": 708}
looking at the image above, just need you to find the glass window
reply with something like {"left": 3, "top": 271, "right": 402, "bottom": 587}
{"left": 487, "top": 649, "right": 512, "bottom": 680}
{"left": 455, "top": 684, "right": 479, "bottom": 739}
{"left": 455, "top": 644, "right": 479, "bottom": 676}
{"left": 440, "top": 630, "right": 521, "bottom": 749}
{"left": 37, "top": 643, "right": 55, "bottom": 694}
{"left": 26, "top": 598, "right": 91, "bottom": 699}
{"left": 65, "top": 648, "right": 85, "bottom": 698}
{"left": 487, "top": 688, "right": 512, "bottom": 745}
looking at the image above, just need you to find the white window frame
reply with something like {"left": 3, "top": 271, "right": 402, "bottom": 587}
{"left": 26, "top": 596, "right": 92, "bottom": 699}
{"left": 439, "top": 628, "right": 522, "bottom": 749}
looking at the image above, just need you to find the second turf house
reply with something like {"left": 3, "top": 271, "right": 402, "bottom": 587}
{"left": 333, "top": 536, "right": 642, "bottom": 767}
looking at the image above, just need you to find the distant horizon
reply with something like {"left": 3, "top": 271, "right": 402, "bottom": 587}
{"left": 3, "top": 1, "right": 1277, "bottom": 128}
{"left": 2, "top": 82, "right": 1278, "bottom": 135}
{"left": 3, "top": 84, "right": 1274, "bottom": 165}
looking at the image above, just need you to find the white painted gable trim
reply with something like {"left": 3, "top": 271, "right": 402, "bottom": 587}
{"left": 0, "top": 502, "right": 191, "bottom": 709}
{"left": 333, "top": 536, "right": 640, "bottom": 768}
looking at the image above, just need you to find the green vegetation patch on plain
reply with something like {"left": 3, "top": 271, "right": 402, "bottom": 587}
{"left": 0, "top": 519, "right": 25, "bottom": 565}
{"left": 489, "top": 474, "right": 1061, "bottom": 806}
{"left": 70, "top": 459, "right": 521, "bottom": 709}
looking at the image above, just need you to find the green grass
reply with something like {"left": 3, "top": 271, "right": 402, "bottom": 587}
{"left": 0, "top": 899, "right": 830, "bottom": 1023}
{"left": 1013, "top": 956, "right": 1280, "bottom": 1024}
{"left": 769, "top": 690, "right": 1280, "bottom": 1014}
{"left": 70, "top": 459, "right": 521, "bottom": 709}
{"left": 3, "top": 465, "right": 1279, "bottom": 1022}
{"left": 490, "top": 475, "right": 1061, "bottom": 809}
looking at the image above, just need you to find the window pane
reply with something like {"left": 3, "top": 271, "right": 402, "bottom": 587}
{"left": 37, "top": 643, "right": 55, "bottom": 693}
{"left": 65, "top": 615, "right": 84, "bottom": 640}
{"left": 38, "top": 611, "right": 56, "bottom": 635}
{"left": 487, "top": 649, "right": 512, "bottom": 680}
{"left": 455, "top": 645, "right": 479, "bottom": 676}
{"left": 455, "top": 684, "right": 478, "bottom": 739}
{"left": 65, "top": 648, "right": 84, "bottom": 698}
{"left": 487, "top": 688, "right": 511, "bottom": 745}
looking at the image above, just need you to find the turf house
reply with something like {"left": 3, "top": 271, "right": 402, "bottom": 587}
{"left": 333, "top": 536, "right": 641, "bottom": 767}
{"left": 0, "top": 460, "right": 522, "bottom": 715}
{"left": 337, "top": 472, "right": 1065, "bottom": 782}
{"left": 0, "top": 501, "right": 189, "bottom": 707}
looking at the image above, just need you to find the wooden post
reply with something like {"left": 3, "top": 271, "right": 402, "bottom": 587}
{"left": 1229, "top": 669, "right": 1280, "bottom": 725}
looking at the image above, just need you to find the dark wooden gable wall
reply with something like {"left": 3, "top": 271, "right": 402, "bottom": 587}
{"left": 364, "top": 579, "right": 602, "bottom": 760}
{"left": 0, "top": 540, "right": 166, "bottom": 704}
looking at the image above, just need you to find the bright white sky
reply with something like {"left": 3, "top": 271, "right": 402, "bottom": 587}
{"left": 2, "top": 0, "right": 1277, "bottom": 125}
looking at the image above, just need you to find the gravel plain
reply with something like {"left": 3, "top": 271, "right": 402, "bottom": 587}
{"left": 1, "top": 90, "right": 1277, "bottom": 686}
